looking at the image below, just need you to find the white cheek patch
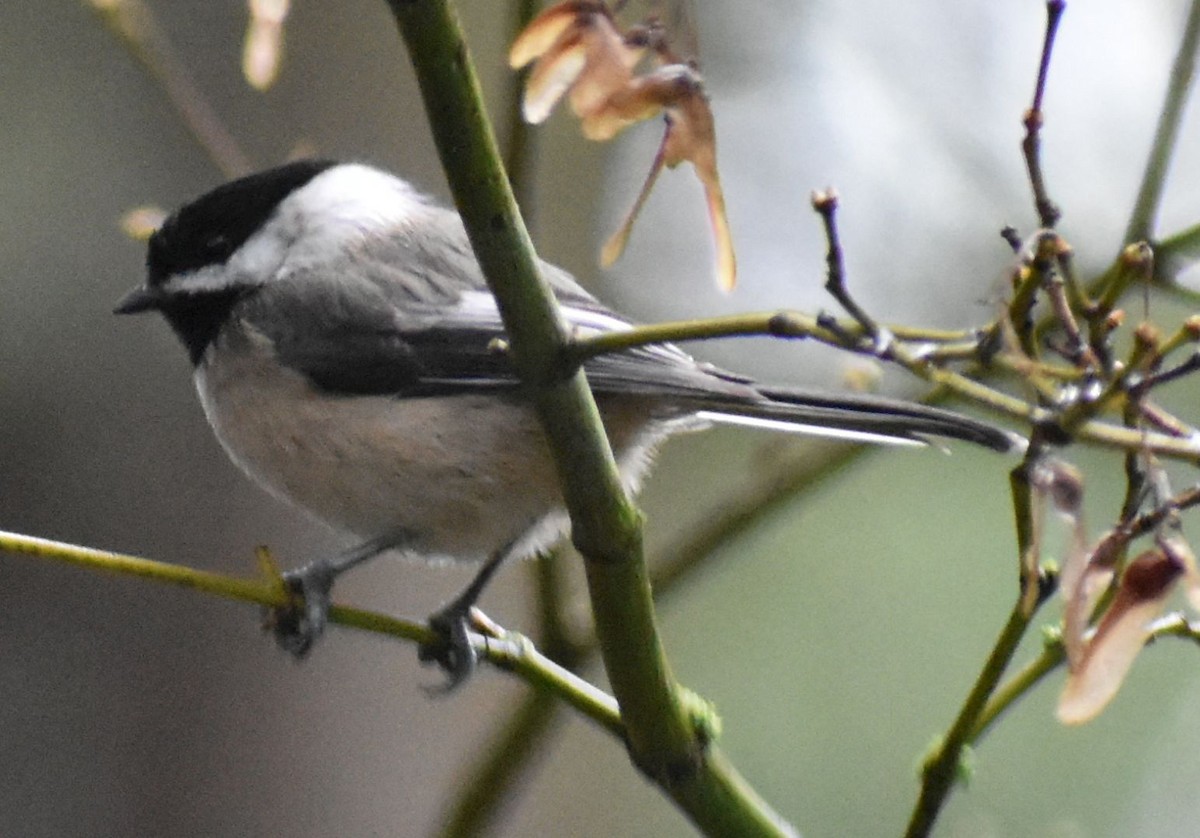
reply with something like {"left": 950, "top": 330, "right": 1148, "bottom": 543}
{"left": 226, "top": 222, "right": 289, "bottom": 283}
{"left": 238, "top": 164, "right": 438, "bottom": 278}
{"left": 160, "top": 263, "right": 246, "bottom": 296}
{"left": 288, "top": 164, "right": 432, "bottom": 235}
{"left": 160, "top": 221, "right": 289, "bottom": 294}
{"left": 188, "top": 164, "right": 435, "bottom": 293}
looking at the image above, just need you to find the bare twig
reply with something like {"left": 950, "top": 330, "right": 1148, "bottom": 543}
{"left": 1156, "top": 220, "right": 1200, "bottom": 284}
{"left": 1038, "top": 234, "right": 1096, "bottom": 369}
{"left": 1021, "top": 0, "right": 1067, "bottom": 228}
{"left": 1138, "top": 351, "right": 1200, "bottom": 392}
{"left": 88, "top": 0, "right": 253, "bottom": 177}
{"left": 1001, "top": 225, "right": 1024, "bottom": 253}
{"left": 811, "top": 189, "right": 887, "bottom": 348}
{"left": 567, "top": 303, "right": 1200, "bottom": 463}
{"left": 435, "top": 690, "right": 567, "bottom": 837}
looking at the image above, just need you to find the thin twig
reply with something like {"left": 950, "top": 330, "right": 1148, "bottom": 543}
{"left": 905, "top": 599, "right": 1039, "bottom": 838}
{"left": 1138, "top": 351, "right": 1200, "bottom": 392}
{"left": 435, "top": 691, "right": 566, "bottom": 837}
{"left": 906, "top": 442, "right": 1061, "bottom": 838}
{"left": 652, "top": 444, "right": 864, "bottom": 590}
{"left": 88, "top": 0, "right": 253, "bottom": 177}
{"left": 569, "top": 311, "right": 977, "bottom": 367}
{"left": 1021, "top": 0, "right": 1067, "bottom": 228}
{"left": 1054, "top": 240, "right": 1093, "bottom": 316}
{"left": 569, "top": 306, "right": 1200, "bottom": 462}
{"left": 970, "top": 634, "right": 1065, "bottom": 741}
{"left": 0, "top": 529, "right": 623, "bottom": 731}
{"left": 1036, "top": 232, "right": 1096, "bottom": 368}
{"left": 811, "top": 189, "right": 886, "bottom": 345}
{"left": 1104, "top": 484, "right": 1200, "bottom": 549}
{"left": 1094, "top": 242, "right": 1155, "bottom": 321}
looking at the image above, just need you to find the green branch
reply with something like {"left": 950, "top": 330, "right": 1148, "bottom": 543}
{"left": 383, "top": 2, "right": 794, "bottom": 834}
{"left": 438, "top": 442, "right": 863, "bottom": 833}
{"left": 970, "top": 612, "right": 1200, "bottom": 748}
{"left": 436, "top": 690, "right": 566, "bottom": 837}
{"left": 0, "top": 528, "right": 622, "bottom": 730}
{"left": 1156, "top": 220, "right": 1200, "bottom": 289}
{"left": 905, "top": 599, "right": 1039, "bottom": 838}
{"left": 971, "top": 634, "right": 1065, "bottom": 742}
{"left": 1125, "top": 0, "right": 1200, "bottom": 244}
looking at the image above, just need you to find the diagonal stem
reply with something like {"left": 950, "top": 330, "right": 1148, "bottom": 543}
{"left": 1125, "top": 0, "right": 1200, "bottom": 245}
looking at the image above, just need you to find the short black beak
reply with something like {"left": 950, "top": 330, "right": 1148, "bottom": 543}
{"left": 113, "top": 285, "right": 161, "bottom": 315}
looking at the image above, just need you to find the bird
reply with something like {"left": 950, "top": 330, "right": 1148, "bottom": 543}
{"left": 115, "top": 159, "right": 1017, "bottom": 683}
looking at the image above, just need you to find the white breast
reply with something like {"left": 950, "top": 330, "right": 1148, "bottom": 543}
{"left": 194, "top": 320, "right": 568, "bottom": 562}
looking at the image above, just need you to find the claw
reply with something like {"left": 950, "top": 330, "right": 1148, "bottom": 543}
{"left": 266, "top": 560, "right": 338, "bottom": 658}
{"left": 261, "top": 534, "right": 403, "bottom": 658}
{"left": 418, "top": 601, "right": 481, "bottom": 694}
{"left": 414, "top": 536, "right": 521, "bottom": 692}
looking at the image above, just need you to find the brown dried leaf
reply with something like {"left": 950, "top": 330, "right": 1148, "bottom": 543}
{"left": 666, "top": 81, "right": 735, "bottom": 291}
{"left": 511, "top": 3, "right": 643, "bottom": 125}
{"left": 243, "top": 0, "right": 290, "bottom": 91}
{"left": 590, "top": 65, "right": 735, "bottom": 288}
{"left": 509, "top": 1, "right": 599, "bottom": 69}
{"left": 119, "top": 205, "right": 168, "bottom": 241}
{"left": 568, "top": 38, "right": 645, "bottom": 121}
{"left": 522, "top": 34, "right": 591, "bottom": 124}
{"left": 1062, "top": 558, "right": 1115, "bottom": 672}
{"left": 1058, "top": 548, "right": 1184, "bottom": 725}
{"left": 511, "top": 1, "right": 735, "bottom": 289}
{"left": 601, "top": 130, "right": 667, "bottom": 268}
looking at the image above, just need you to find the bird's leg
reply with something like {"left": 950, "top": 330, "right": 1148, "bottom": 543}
{"left": 419, "top": 535, "right": 523, "bottom": 692}
{"left": 271, "top": 533, "right": 405, "bottom": 658}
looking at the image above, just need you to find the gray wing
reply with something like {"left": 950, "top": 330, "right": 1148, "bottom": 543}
{"left": 244, "top": 205, "right": 741, "bottom": 402}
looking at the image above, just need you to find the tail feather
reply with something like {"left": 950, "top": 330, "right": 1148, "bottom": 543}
{"left": 698, "top": 384, "right": 1021, "bottom": 453}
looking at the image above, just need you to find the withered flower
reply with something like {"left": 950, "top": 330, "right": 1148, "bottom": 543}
{"left": 1058, "top": 539, "right": 1199, "bottom": 724}
{"left": 510, "top": 1, "right": 736, "bottom": 290}
{"left": 243, "top": 0, "right": 291, "bottom": 91}
{"left": 1027, "top": 461, "right": 1200, "bottom": 724}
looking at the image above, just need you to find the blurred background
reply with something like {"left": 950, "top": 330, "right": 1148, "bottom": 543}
{"left": 2, "top": 1, "right": 1199, "bottom": 835}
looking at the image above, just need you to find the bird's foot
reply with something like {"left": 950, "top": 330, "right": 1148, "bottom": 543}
{"left": 418, "top": 596, "right": 486, "bottom": 694}
{"left": 265, "top": 559, "right": 338, "bottom": 659}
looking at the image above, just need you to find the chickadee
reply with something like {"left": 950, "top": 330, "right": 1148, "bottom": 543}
{"left": 116, "top": 160, "right": 1016, "bottom": 678}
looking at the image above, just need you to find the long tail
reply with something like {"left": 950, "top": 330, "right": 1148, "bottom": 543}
{"left": 693, "top": 385, "right": 1021, "bottom": 453}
